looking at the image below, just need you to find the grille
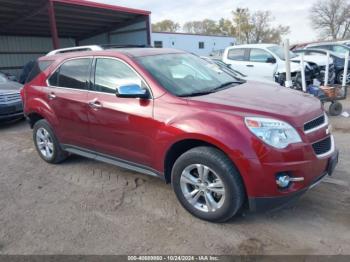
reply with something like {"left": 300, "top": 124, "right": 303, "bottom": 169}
{"left": 312, "top": 136, "right": 331, "bottom": 155}
{"left": 0, "top": 92, "right": 21, "bottom": 104}
{"left": 304, "top": 114, "right": 326, "bottom": 132}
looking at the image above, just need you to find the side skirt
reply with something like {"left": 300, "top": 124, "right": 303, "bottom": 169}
{"left": 61, "top": 144, "right": 164, "bottom": 181}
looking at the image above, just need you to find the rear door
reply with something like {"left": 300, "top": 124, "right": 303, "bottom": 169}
{"left": 45, "top": 57, "right": 93, "bottom": 149}
{"left": 87, "top": 57, "right": 155, "bottom": 166}
{"left": 224, "top": 48, "right": 250, "bottom": 74}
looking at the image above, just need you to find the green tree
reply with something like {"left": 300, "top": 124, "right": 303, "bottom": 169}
{"left": 232, "top": 8, "right": 290, "bottom": 44}
{"left": 152, "top": 20, "right": 180, "bottom": 32}
{"left": 183, "top": 19, "right": 221, "bottom": 35}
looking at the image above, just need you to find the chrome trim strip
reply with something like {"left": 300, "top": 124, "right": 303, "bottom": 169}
{"left": 314, "top": 135, "right": 335, "bottom": 159}
{"left": 304, "top": 113, "right": 328, "bottom": 134}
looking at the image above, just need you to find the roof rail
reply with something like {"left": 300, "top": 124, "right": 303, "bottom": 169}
{"left": 46, "top": 45, "right": 103, "bottom": 56}
{"left": 100, "top": 44, "right": 152, "bottom": 49}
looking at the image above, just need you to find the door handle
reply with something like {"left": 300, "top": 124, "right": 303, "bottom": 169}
{"left": 246, "top": 65, "right": 254, "bottom": 67}
{"left": 88, "top": 100, "right": 102, "bottom": 109}
{"left": 48, "top": 92, "right": 56, "bottom": 100}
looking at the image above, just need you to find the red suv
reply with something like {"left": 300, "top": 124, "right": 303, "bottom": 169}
{"left": 21, "top": 46, "right": 339, "bottom": 222}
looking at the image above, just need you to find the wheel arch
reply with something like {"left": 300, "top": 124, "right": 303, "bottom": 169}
{"left": 163, "top": 137, "right": 243, "bottom": 185}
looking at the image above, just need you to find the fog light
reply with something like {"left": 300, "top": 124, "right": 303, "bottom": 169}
{"left": 276, "top": 174, "right": 291, "bottom": 188}
{"left": 276, "top": 173, "right": 305, "bottom": 188}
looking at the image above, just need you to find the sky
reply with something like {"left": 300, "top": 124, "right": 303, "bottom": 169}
{"left": 92, "top": 0, "right": 319, "bottom": 44}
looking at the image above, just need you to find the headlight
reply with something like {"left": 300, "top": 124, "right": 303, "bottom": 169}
{"left": 245, "top": 117, "right": 302, "bottom": 149}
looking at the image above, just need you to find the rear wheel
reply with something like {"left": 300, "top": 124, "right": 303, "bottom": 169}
{"left": 33, "top": 119, "right": 68, "bottom": 164}
{"left": 171, "top": 146, "right": 245, "bottom": 222}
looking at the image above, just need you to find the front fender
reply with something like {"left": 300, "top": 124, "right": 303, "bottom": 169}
{"left": 152, "top": 110, "right": 257, "bottom": 172}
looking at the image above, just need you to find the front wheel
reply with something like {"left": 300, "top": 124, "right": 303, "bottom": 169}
{"left": 337, "top": 71, "right": 350, "bottom": 84}
{"left": 329, "top": 101, "right": 343, "bottom": 116}
{"left": 171, "top": 147, "right": 245, "bottom": 222}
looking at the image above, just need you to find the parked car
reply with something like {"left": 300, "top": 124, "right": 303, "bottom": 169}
{"left": 222, "top": 44, "right": 331, "bottom": 87}
{"left": 291, "top": 50, "right": 336, "bottom": 85}
{"left": 201, "top": 56, "right": 279, "bottom": 85}
{"left": 22, "top": 46, "right": 338, "bottom": 222}
{"left": 305, "top": 42, "right": 350, "bottom": 55}
{"left": 0, "top": 71, "right": 18, "bottom": 82}
{"left": 0, "top": 73, "right": 23, "bottom": 121}
{"left": 302, "top": 45, "right": 350, "bottom": 84}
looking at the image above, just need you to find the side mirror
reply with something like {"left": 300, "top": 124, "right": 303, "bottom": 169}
{"left": 116, "top": 84, "right": 149, "bottom": 99}
{"left": 266, "top": 57, "right": 276, "bottom": 64}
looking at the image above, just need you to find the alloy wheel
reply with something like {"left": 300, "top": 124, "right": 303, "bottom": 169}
{"left": 180, "top": 164, "right": 225, "bottom": 212}
{"left": 36, "top": 127, "right": 54, "bottom": 159}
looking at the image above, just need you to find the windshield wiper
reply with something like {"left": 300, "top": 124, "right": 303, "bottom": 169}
{"left": 210, "top": 81, "right": 243, "bottom": 92}
{"left": 178, "top": 90, "right": 213, "bottom": 97}
{"left": 178, "top": 81, "right": 243, "bottom": 97}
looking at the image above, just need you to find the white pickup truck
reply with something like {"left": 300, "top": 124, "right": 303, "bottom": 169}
{"left": 222, "top": 44, "right": 335, "bottom": 86}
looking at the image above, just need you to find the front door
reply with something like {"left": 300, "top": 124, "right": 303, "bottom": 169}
{"left": 87, "top": 57, "right": 155, "bottom": 166}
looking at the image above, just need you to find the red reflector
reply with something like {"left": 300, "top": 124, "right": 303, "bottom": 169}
{"left": 246, "top": 119, "right": 260, "bottom": 128}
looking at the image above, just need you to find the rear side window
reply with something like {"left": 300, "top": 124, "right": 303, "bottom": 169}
{"left": 25, "top": 60, "right": 53, "bottom": 84}
{"left": 48, "top": 58, "right": 91, "bottom": 90}
{"left": 227, "top": 48, "right": 246, "bottom": 61}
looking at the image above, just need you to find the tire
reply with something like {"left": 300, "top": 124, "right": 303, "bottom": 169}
{"left": 336, "top": 71, "right": 350, "bottom": 85}
{"left": 329, "top": 102, "right": 343, "bottom": 116}
{"left": 171, "top": 146, "right": 245, "bottom": 222}
{"left": 33, "top": 119, "right": 68, "bottom": 164}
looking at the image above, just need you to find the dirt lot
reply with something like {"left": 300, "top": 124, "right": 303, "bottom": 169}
{"left": 0, "top": 99, "right": 349, "bottom": 255}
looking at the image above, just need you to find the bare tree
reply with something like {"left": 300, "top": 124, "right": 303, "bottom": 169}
{"left": 310, "top": 0, "right": 350, "bottom": 40}
{"left": 152, "top": 20, "right": 180, "bottom": 32}
{"left": 231, "top": 8, "right": 290, "bottom": 44}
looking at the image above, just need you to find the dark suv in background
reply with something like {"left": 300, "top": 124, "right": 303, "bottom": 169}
{"left": 21, "top": 46, "right": 338, "bottom": 222}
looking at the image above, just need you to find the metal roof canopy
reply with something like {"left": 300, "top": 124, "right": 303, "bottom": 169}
{"left": 0, "top": 0, "right": 151, "bottom": 49}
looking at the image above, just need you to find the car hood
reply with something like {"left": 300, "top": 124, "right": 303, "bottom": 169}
{"left": 187, "top": 81, "right": 323, "bottom": 128}
{"left": 243, "top": 76, "right": 279, "bottom": 86}
{"left": 292, "top": 55, "right": 334, "bottom": 66}
{"left": 0, "top": 81, "right": 22, "bottom": 93}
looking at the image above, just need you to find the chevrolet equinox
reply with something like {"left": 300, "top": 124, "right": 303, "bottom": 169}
{"left": 21, "top": 46, "right": 339, "bottom": 222}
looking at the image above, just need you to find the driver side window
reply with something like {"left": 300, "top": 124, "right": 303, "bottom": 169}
{"left": 249, "top": 48, "right": 274, "bottom": 63}
{"left": 94, "top": 58, "right": 145, "bottom": 94}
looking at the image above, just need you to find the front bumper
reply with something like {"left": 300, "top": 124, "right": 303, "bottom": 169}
{"left": 248, "top": 149, "right": 339, "bottom": 212}
{"left": 0, "top": 101, "right": 23, "bottom": 121}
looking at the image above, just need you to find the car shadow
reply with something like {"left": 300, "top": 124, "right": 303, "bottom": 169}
{"left": 0, "top": 117, "right": 26, "bottom": 129}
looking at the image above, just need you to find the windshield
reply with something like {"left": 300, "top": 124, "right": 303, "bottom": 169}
{"left": 137, "top": 53, "right": 244, "bottom": 97}
{"left": 267, "top": 46, "right": 297, "bottom": 60}
{"left": 333, "top": 45, "right": 350, "bottom": 55}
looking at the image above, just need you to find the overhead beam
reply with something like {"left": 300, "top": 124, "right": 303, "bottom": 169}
{"left": 0, "top": 0, "right": 47, "bottom": 32}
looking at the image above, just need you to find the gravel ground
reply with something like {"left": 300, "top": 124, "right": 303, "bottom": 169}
{"left": 0, "top": 99, "right": 349, "bottom": 255}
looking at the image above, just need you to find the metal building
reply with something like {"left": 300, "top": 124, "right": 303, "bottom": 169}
{"left": 0, "top": 0, "right": 151, "bottom": 77}
{"left": 152, "top": 32, "right": 236, "bottom": 56}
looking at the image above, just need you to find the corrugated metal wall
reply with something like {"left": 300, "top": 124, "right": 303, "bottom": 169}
{"left": 79, "top": 21, "right": 148, "bottom": 46}
{"left": 0, "top": 36, "right": 75, "bottom": 78}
